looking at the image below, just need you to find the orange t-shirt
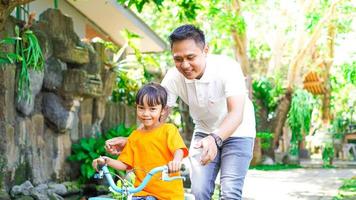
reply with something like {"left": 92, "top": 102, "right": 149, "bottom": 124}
{"left": 119, "top": 123, "right": 188, "bottom": 200}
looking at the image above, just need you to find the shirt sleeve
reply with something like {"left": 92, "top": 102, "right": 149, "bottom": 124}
{"left": 223, "top": 57, "right": 247, "bottom": 97}
{"left": 166, "top": 124, "right": 189, "bottom": 158}
{"left": 161, "top": 69, "right": 179, "bottom": 107}
{"left": 118, "top": 137, "right": 134, "bottom": 168}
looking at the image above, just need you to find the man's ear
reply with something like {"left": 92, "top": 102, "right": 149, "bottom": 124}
{"left": 203, "top": 44, "right": 209, "bottom": 55}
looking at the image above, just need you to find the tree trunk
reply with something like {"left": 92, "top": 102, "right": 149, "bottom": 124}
{"left": 321, "top": 24, "right": 336, "bottom": 123}
{"left": 255, "top": 99, "right": 270, "bottom": 132}
{"left": 272, "top": 89, "right": 293, "bottom": 151}
{"left": 287, "top": 0, "right": 341, "bottom": 88}
{"left": 0, "top": 0, "right": 34, "bottom": 30}
{"left": 275, "top": 1, "right": 341, "bottom": 155}
{"left": 232, "top": 30, "right": 249, "bottom": 76}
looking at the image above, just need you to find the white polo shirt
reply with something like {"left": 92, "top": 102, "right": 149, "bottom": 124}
{"left": 161, "top": 54, "right": 256, "bottom": 138}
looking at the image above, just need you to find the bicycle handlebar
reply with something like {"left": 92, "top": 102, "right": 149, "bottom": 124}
{"left": 93, "top": 164, "right": 185, "bottom": 195}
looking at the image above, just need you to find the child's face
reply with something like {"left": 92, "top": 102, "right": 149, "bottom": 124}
{"left": 136, "top": 96, "right": 165, "bottom": 130}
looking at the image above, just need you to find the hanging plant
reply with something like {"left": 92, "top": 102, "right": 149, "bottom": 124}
{"left": 0, "top": 24, "right": 44, "bottom": 103}
{"left": 287, "top": 89, "right": 315, "bottom": 156}
{"left": 17, "top": 26, "right": 44, "bottom": 102}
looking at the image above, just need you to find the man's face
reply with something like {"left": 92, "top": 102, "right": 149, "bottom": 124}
{"left": 171, "top": 39, "right": 208, "bottom": 80}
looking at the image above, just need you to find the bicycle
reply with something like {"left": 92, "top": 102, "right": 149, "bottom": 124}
{"left": 89, "top": 164, "right": 192, "bottom": 200}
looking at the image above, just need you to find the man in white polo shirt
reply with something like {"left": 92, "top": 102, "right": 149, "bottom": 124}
{"left": 104, "top": 24, "right": 256, "bottom": 200}
{"left": 161, "top": 24, "right": 255, "bottom": 200}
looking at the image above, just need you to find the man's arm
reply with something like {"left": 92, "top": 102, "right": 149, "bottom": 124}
{"left": 215, "top": 95, "right": 245, "bottom": 140}
{"left": 196, "top": 95, "right": 245, "bottom": 165}
{"left": 105, "top": 137, "right": 128, "bottom": 155}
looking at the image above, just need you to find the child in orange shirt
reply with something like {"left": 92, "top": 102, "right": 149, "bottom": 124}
{"left": 92, "top": 83, "right": 188, "bottom": 200}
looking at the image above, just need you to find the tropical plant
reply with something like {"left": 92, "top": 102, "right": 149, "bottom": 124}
{"left": 67, "top": 123, "right": 135, "bottom": 182}
{"left": 330, "top": 115, "right": 349, "bottom": 139}
{"left": 333, "top": 176, "right": 356, "bottom": 200}
{"left": 111, "top": 30, "right": 160, "bottom": 106}
{"left": 0, "top": 25, "right": 44, "bottom": 102}
{"left": 256, "top": 132, "right": 274, "bottom": 150}
{"left": 322, "top": 143, "right": 335, "bottom": 168}
{"left": 287, "top": 89, "right": 315, "bottom": 156}
{"left": 252, "top": 77, "right": 284, "bottom": 114}
{"left": 116, "top": 0, "right": 200, "bottom": 21}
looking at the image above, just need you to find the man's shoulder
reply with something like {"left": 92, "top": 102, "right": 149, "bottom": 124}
{"left": 162, "top": 67, "right": 185, "bottom": 87}
{"left": 165, "top": 67, "right": 182, "bottom": 79}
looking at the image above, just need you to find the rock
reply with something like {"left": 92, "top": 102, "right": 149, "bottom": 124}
{"left": 62, "top": 69, "right": 103, "bottom": 98}
{"left": 43, "top": 57, "right": 65, "bottom": 92}
{"left": 48, "top": 183, "right": 67, "bottom": 196}
{"left": 47, "top": 192, "right": 64, "bottom": 200}
{"left": 30, "top": 190, "right": 48, "bottom": 200}
{"left": 38, "top": 9, "right": 89, "bottom": 65}
{"left": 11, "top": 181, "right": 34, "bottom": 197}
{"left": 33, "top": 184, "right": 48, "bottom": 195}
{"left": 42, "top": 93, "right": 74, "bottom": 132}
{"left": 32, "top": 25, "right": 53, "bottom": 60}
{"left": 262, "top": 156, "right": 274, "bottom": 165}
{"left": 0, "top": 64, "right": 16, "bottom": 123}
{"left": 81, "top": 42, "right": 100, "bottom": 74}
{"left": 13, "top": 196, "right": 34, "bottom": 200}
{"left": 16, "top": 69, "right": 44, "bottom": 116}
{"left": 0, "top": 190, "right": 10, "bottom": 200}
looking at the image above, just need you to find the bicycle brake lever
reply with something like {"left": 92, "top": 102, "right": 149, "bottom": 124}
{"left": 94, "top": 170, "right": 104, "bottom": 179}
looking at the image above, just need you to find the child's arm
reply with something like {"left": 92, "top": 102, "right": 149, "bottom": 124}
{"left": 92, "top": 156, "right": 128, "bottom": 171}
{"left": 167, "top": 149, "right": 184, "bottom": 173}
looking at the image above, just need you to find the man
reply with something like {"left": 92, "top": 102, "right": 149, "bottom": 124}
{"left": 106, "top": 24, "right": 256, "bottom": 199}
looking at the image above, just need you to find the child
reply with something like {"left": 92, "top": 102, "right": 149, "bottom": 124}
{"left": 92, "top": 83, "right": 188, "bottom": 200}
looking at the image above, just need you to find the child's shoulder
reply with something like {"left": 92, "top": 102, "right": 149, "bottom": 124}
{"left": 162, "top": 123, "right": 178, "bottom": 129}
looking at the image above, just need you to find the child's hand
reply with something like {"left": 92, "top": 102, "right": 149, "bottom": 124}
{"left": 167, "top": 160, "right": 181, "bottom": 173}
{"left": 92, "top": 156, "right": 106, "bottom": 171}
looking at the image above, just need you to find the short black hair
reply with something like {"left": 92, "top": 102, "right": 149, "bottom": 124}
{"left": 136, "top": 82, "right": 167, "bottom": 108}
{"left": 169, "top": 24, "right": 205, "bottom": 48}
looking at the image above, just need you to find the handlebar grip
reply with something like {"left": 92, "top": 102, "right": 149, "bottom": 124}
{"left": 180, "top": 164, "right": 186, "bottom": 172}
{"left": 167, "top": 163, "right": 187, "bottom": 173}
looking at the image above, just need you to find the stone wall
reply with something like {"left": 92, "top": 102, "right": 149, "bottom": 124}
{"left": 0, "top": 9, "right": 135, "bottom": 194}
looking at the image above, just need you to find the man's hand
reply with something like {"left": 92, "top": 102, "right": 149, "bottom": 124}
{"left": 105, "top": 137, "right": 127, "bottom": 155}
{"left": 194, "top": 135, "right": 217, "bottom": 165}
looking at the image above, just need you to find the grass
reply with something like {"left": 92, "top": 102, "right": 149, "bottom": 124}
{"left": 333, "top": 177, "right": 356, "bottom": 200}
{"left": 249, "top": 164, "right": 302, "bottom": 171}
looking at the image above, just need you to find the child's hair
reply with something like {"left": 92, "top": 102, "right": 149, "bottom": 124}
{"left": 136, "top": 83, "right": 168, "bottom": 108}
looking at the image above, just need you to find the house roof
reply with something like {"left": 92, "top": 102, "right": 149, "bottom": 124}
{"left": 303, "top": 71, "right": 325, "bottom": 95}
{"left": 65, "top": 0, "right": 167, "bottom": 53}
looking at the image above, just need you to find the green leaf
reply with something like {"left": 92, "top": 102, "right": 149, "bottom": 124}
{"left": 71, "top": 143, "right": 82, "bottom": 153}
{"left": 0, "top": 37, "right": 20, "bottom": 45}
{"left": 89, "top": 152, "right": 99, "bottom": 159}
{"left": 86, "top": 164, "right": 95, "bottom": 179}
{"left": 0, "top": 57, "right": 11, "bottom": 65}
{"left": 76, "top": 151, "right": 89, "bottom": 161}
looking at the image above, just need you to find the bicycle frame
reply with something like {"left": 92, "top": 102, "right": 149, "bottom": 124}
{"left": 89, "top": 165, "right": 185, "bottom": 200}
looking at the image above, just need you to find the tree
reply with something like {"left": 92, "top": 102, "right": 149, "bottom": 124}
{"left": 0, "top": 0, "right": 35, "bottom": 30}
